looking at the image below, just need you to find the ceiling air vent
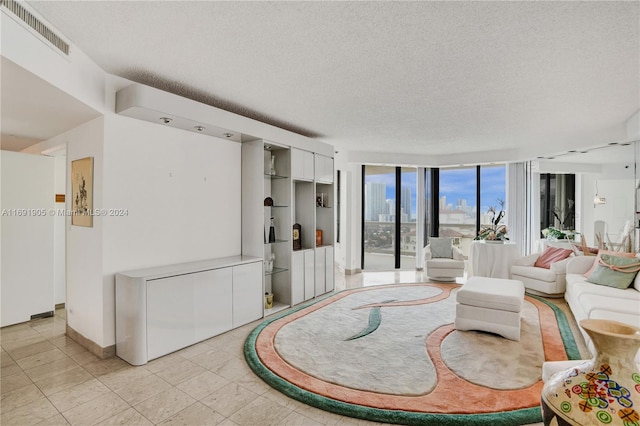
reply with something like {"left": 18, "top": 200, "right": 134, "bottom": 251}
{"left": 1, "top": 0, "right": 69, "bottom": 55}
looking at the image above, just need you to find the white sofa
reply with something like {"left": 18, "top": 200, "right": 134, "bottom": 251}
{"left": 564, "top": 255, "right": 640, "bottom": 366}
{"left": 510, "top": 253, "right": 572, "bottom": 298}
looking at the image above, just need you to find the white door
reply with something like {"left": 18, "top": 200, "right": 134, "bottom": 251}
{"left": 147, "top": 273, "right": 198, "bottom": 360}
{"left": 315, "top": 247, "right": 326, "bottom": 296}
{"left": 304, "top": 250, "right": 315, "bottom": 300}
{"left": 232, "top": 262, "right": 263, "bottom": 327}
{"left": 195, "top": 268, "right": 233, "bottom": 341}
{"left": 291, "top": 251, "right": 305, "bottom": 306}
{"left": 325, "top": 246, "right": 334, "bottom": 292}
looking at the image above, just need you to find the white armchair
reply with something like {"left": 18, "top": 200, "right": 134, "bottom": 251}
{"left": 425, "top": 240, "right": 465, "bottom": 282}
{"left": 510, "top": 252, "right": 573, "bottom": 297}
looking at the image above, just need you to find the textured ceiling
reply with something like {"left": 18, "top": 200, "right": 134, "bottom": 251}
{"left": 27, "top": 1, "right": 640, "bottom": 158}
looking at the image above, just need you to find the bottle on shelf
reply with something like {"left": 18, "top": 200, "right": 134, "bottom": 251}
{"left": 268, "top": 217, "right": 276, "bottom": 243}
{"left": 269, "top": 154, "right": 276, "bottom": 175}
{"left": 293, "top": 223, "right": 302, "bottom": 250}
{"left": 269, "top": 253, "right": 275, "bottom": 271}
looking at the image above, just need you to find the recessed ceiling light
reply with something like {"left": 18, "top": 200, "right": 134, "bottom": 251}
{"left": 194, "top": 126, "right": 205, "bottom": 132}
{"left": 568, "top": 150, "right": 577, "bottom": 153}
{"left": 224, "top": 133, "right": 233, "bottom": 138}
{"left": 608, "top": 142, "right": 619, "bottom": 145}
{"left": 621, "top": 143, "right": 631, "bottom": 146}
{"left": 580, "top": 151, "right": 588, "bottom": 154}
{"left": 160, "top": 117, "right": 172, "bottom": 124}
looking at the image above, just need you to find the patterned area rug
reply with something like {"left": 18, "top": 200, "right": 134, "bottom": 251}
{"left": 244, "top": 283, "right": 581, "bottom": 425}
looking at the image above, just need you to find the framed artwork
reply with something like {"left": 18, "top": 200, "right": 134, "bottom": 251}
{"left": 71, "top": 157, "right": 94, "bottom": 227}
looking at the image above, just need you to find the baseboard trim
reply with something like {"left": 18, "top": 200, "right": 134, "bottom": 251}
{"left": 345, "top": 268, "right": 361, "bottom": 275}
{"left": 66, "top": 325, "right": 115, "bottom": 359}
{"left": 55, "top": 303, "right": 65, "bottom": 310}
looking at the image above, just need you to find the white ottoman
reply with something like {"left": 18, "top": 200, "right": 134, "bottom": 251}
{"left": 455, "top": 277, "right": 525, "bottom": 341}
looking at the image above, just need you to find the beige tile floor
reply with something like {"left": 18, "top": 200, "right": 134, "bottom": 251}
{"left": 1, "top": 270, "right": 583, "bottom": 426}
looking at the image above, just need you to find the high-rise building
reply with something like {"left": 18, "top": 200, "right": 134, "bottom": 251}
{"left": 386, "top": 199, "right": 394, "bottom": 215}
{"left": 401, "top": 186, "right": 412, "bottom": 221}
{"left": 364, "top": 182, "right": 387, "bottom": 221}
{"left": 439, "top": 195, "right": 446, "bottom": 210}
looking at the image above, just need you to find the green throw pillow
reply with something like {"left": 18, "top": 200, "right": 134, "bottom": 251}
{"left": 586, "top": 254, "right": 640, "bottom": 289}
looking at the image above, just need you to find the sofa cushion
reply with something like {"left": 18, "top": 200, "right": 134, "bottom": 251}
{"left": 566, "top": 279, "right": 640, "bottom": 301}
{"left": 583, "top": 250, "right": 637, "bottom": 277}
{"left": 586, "top": 254, "right": 640, "bottom": 289}
{"left": 578, "top": 293, "right": 640, "bottom": 318}
{"left": 430, "top": 237, "right": 453, "bottom": 259}
{"left": 511, "top": 265, "right": 557, "bottom": 282}
{"left": 566, "top": 256, "right": 598, "bottom": 275}
{"left": 565, "top": 273, "right": 586, "bottom": 286}
{"left": 534, "top": 246, "right": 573, "bottom": 269}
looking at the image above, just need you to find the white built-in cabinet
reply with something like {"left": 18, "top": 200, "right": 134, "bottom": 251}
{"left": 115, "top": 256, "right": 262, "bottom": 365}
{"left": 291, "top": 249, "right": 315, "bottom": 305}
{"left": 242, "top": 143, "right": 335, "bottom": 314}
{"left": 291, "top": 149, "right": 315, "bottom": 181}
{"left": 315, "top": 246, "right": 334, "bottom": 296}
{"left": 315, "top": 154, "right": 334, "bottom": 184}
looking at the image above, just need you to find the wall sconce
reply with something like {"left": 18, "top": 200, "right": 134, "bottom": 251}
{"left": 594, "top": 181, "right": 606, "bottom": 206}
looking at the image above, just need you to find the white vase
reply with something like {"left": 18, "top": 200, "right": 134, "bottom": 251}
{"left": 541, "top": 319, "right": 640, "bottom": 425}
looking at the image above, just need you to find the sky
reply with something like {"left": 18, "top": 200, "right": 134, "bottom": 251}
{"left": 365, "top": 166, "right": 507, "bottom": 216}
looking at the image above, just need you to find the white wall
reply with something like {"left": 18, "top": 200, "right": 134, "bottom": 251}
{"left": 100, "top": 114, "right": 242, "bottom": 345}
{"left": 334, "top": 152, "right": 362, "bottom": 273}
{"left": 38, "top": 112, "right": 244, "bottom": 349}
{"left": 1, "top": 151, "right": 55, "bottom": 326}
{"left": 63, "top": 117, "right": 106, "bottom": 346}
{"left": 54, "top": 155, "right": 66, "bottom": 305}
{"left": 102, "top": 114, "right": 241, "bottom": 272}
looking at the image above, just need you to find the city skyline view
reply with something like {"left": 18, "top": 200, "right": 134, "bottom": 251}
{"left": 364, "top": 166, "right": 507, "bottom": 221}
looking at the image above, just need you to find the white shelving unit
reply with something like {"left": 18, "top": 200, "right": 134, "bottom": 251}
{"left": 314, "top": 155, "right": 335, "bottom": 296}
{"left": 242, "top": 141, "right": 291, "bottom": 315}
{"left": 242, "top": 143, "right": 334, "bottom": 315}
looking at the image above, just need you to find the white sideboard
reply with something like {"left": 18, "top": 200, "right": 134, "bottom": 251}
{"left": 115, "top": 255, "right": 262, "bottom": 365}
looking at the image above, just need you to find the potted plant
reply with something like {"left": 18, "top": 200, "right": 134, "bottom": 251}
{"left": 475, "top": 199, "right": 509, "bottom": 242}
{"left": 551, "top": 199, "right": 575, "bottom": 230}
{"left": 542, "top": 199, "right": 579, "bottom": 241}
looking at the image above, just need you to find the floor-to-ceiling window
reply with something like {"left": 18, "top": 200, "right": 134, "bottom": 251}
{"left": 363, "top": 163, "right": 506, "bottom": 270}
{"left": 362, "top": 166, "right": 397, "bottom": 271}
{"left": 423, "top": 168, "right": 433, "bottom": 249}
{"left": 438, "top": 167, "right": 478, "bottom": 256}
{"left": 480, "top": 164, "right": 508, "bottom": 240}
{"left": 399, "top": 168, "right": 417, "bottom": 267}
{"left": 362, "top": 166, "right": 418, "bottom": 271}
